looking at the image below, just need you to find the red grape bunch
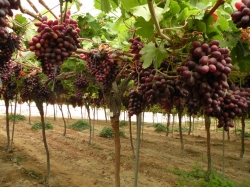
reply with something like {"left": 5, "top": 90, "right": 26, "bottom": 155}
{"left": 0, "top": 60, "right": 13, "bottom": 84}
{"left": 0, "top": 33, "right": 21, "bottom": 64}
{"left": 28, "top": 11, "right": 81, "bottom": 78}
{"left": 128, "top": 37, "right": 143, "bottom": 61}
{"left": 0, "top": 0, "right": 18, "bottom": 26}
{"left": 216, "top": 87, "right": 250, "bottom": 131}
{"left": 21, "top": 75, "right": 53, "bottom": 102}
{"left": 4, "top": 80, "right": 16, "bottom": 100}
{"left": 84, "top": 50, "right": 119, "bottom": 93}
{"left": 73, "top": 74, "right": 89, "bottom": 101}
{"left": 128, "top": 90, "right": 145, "bottom": 116}
{"left": 177, "top": 40, "right": 242, "bottom": 131}
{"left": 231, "top": 0, "right": 250, "bottom": 28}
{"left": 0, "top": 0, "right": 18, "bottom": 40}
{"left": 128, "top": 37, "right": 182, "bottom": 114}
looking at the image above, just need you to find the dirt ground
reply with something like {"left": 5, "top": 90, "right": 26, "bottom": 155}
{"left": 0, "top": 115, "right": 250, "bottom": 187}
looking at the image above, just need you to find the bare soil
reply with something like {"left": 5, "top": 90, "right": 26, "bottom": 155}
{"left": 0, "top": 115, "right": 250, "bottom": 187}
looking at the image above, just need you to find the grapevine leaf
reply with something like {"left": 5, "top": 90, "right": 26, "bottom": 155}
{"left": 92, "top": 36, "right": 102, "bottom": 43}
{"left": 134, "top": 17, "right": 154, "bottom": 38}
{"left": 110, "top": 0, "right": 118, "bottom": 6}
{"left": 102, "top": 22, "right": 117, "bottom": 35}
{"left": 191, "top": 1, "right": 212, "bottom": 10}
{"left": 62, "top": 57, "right": 86, "bottom": 72}
{"left": 120, "top": 0, "right": 140, "bottom": 11}
{"left": 138, "top": 0, "right": 147, "bottom": 4}
{"left": 169, "top": 0, "right": 180, "bottom": 15}
{"left": 177, "top": 7, "right": 200, "bottom": 22}
{"left": 132, "top": 4, "right": 164, "bottom": 22}
{"left": 101, "top": 0, "right": 111, "bottom": 13}
{"left": 217, "top": 10, "right": 229, "bottom": 31}
{"left": 196, "top": 20, "right": 206, "bottom": 33}
{"left": 162, "top": 0, "right": 170, "bottom": 13}
{"left": 190, "top": 0, "right": 197, "bottom": 6}
{"left": 206, "top": 25, "right": 221, "bottom": 38}
{"left": 140, "top": 42, "right": 168, "bottom": 69}
{"left": 231, "top": 42, "right": 250, "bottom": 72}
{"left": 14, "top": 14, "right": 28, "bottom": 24}
{"left": 74, "top": 0, "right": 82, "bottom": 11}
{"left": 81, "top": 41, "right": 93, "bottom": 49}
{"left": 217, "top": 32, "right": 238, "bottom": 50}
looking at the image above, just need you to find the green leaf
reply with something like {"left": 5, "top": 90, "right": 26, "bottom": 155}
{"left": 206, "top": 25, "right": 221, "bottom": 38}
{"left": 61, "top": 57, "right": 86, "bottom": 72}
{"left": 110, "top": 0, "right": 118, "bottom": 6}
{"left": 177, "top": 7, "right": 200, "bottom": 22}
{"left": 140, "top": 42, "right": 168, "bottom": 69}
{"left": 138, "top": 0, "right": 147, "bottom": 4}
{"left": 120, "top": 0, "right": 140, "bottom": 11}
{"left": 191, "top": 1, "right": 212, "bottom": 10}
{"left": 162, "top": 0, "right": 170, "bottom": 13}
{"left": 231, "top": 41, "right": 250, "bottom": 72}
{"left": 196, "top": 20, "right": 206, "bottom": 33}
{"left": 217, "top": 33, "right": 238, "bottom": 50}
{"left": 169, "top": 0, "right": 180, "bottom": 15}
{"left": 92, "top": 36, "right": 102, "bottom": 43}
{"left": 74, "top": 0, "right": 82, "bottom": 11}
{"left": 14, "top": 14, "right": 28, "bottom": 24}
{"left": 101, "top": 0, "right": 111, "bottom": 13}
{"left": 217, "top": 10, "right": 229, "bottom": 31}
{"left": 134, "top": 17, "right": 154, "bottom": 38}
{"left": 132, "top": 4, "right": 164, "bottom": 22}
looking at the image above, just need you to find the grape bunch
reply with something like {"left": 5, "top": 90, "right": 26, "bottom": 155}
{"left": 28, "top": 12, "right": 81, "bottom": 78}
{"left": 0, "top": 0, "right": 18, "bottom": 41}
{"left": 185, "top": 97, "right": 200, "bottom": 116}
{"left": 128, "top": 37, "right": 143, "bottom": 61}
{"left": 177, "top": 40, "right": 243, "bottom": 130}
{"left": 0, "top": 0, "right": 18, "bottom": 27}
{"left": 84, "top": 50, "right": 119, "bottom": 93}
{"left": 217, "top": 87, "right": 250, "bottom": 131}
{"left": 128, "top": 37, "right": 184, "bottom": 114}
{"left": 0, "top": 33, "right": 21, "bottom": 63}
{"left": 74, "top": 74, "right": 89, "bottom": 89}
{"left": 231, "top": 0, "right": 250, "bottom": 28}
{"left": 0, "top": 60, "right": 13, "bottom": 84}
{"left": 73, "top": 74, "right": 89, "bottom": 102}
{"left": 20, "top": 75, "right": 52, "bottom": 102}
{"left": 3, "top": 80, "right": 16, "bottom": 100}
{"left": 128, "top": 90, "right": 145, "bottom": 116}
{"left": 12, "top": 63, "right": 22, "bottom": 78}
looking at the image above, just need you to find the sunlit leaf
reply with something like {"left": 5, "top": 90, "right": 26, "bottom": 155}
{"left": 101, "top": 0, "right": 111, "bottom": 13}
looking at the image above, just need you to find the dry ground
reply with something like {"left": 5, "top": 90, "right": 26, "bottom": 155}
{"left": 0, "top": 115, "right": 250, "bottom": 187}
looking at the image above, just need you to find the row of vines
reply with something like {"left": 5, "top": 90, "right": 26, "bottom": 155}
{"left": 0, "top": 0, "right": 250, "bottom": 186}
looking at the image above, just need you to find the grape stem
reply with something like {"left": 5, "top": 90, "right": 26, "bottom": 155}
{"left": 17, "top": 0, "right": 42, "bottom": 21}
{"left": 147, "top": 0, "right": 171, "bottom": 42}
{"left": 60, "top": 0, "right": 63, "bottom": 24}
{"left": 27, "top": 0, "right": 42, "bottom": 17}
{"left": 156, "top": 69, "right": 178, "bottom": 79}
{"left": 76, "top": 48, "right": 134, "bottom": 58}
{"left": 38, "top": 0, "right": 58, "bottom": 19}
{"left": 16, "top": 61, "right": 41, "bottom": 70}
{"left": 28, "top": 69, "right": 43, "bottom": 77}
{"left": 63, "top": 1, "right": 69, "bottom": 23}
{"left": 206, "top": 0, "right": 226, "bottom": 17}
{"left": 162, "top": 16, "right": 190, "bottom": 31}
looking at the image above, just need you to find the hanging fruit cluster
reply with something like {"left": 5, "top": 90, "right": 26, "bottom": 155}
{"left": 28, "top": 11, "right": 81, "bottom": 78}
